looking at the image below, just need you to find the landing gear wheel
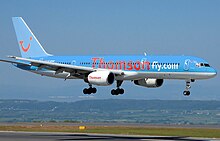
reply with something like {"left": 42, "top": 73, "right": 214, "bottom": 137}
{"left": 111, "top": 80, "right": 124, "bottom": 95}
{"left": 183, "top": 91, "right": 190, "bottom": 96}
{"left": 119, "top": 88, "right": 124, "bottom": 94}
{"left": 83, "top": 85, "right": 97, "bottom": 95}
{"left": 91, "top": 87, "right": 97, "bottom": 93}
{"left": 83, "top": 88, "right": 89, "bottom": 94}
{"left": 111, "top": 89, "right": 116, "bottom": 95}
{"left": 111, "top": 88, "right": 124, "bottom": 95}
{"left": 116, "top": 88, "right": 120, "bottom": 94}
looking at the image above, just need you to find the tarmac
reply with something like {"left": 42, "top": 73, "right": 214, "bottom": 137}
{"left": 0, "top": 131, "right": 219, "bottom": 141}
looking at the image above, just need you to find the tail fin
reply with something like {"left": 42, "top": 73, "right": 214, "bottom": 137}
{"left": 12, "top": 17, "right": 51, "bottom": 58}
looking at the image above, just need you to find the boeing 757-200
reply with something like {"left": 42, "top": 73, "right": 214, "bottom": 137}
{"left": 0, "top": 17, "right": 217, "bottom": 96}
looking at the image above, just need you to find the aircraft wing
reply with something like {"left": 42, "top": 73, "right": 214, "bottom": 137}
{"left": 7, "top": 56, "right": 125, "bottom": 76}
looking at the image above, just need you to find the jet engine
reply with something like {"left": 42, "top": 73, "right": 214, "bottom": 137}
{"left": 85, "top": 71, "right": 115, "bottom": 86}
{"left": 134, "top": 78, "right": 163, "bottom": 88}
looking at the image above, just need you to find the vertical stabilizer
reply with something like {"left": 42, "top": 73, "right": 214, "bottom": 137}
{"left": 12, "top": 17, "right": 51, "bottom": 58}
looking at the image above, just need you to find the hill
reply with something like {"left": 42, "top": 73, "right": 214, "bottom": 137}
{"left": 0, "top": 99, "right": 219, "bottom": 125}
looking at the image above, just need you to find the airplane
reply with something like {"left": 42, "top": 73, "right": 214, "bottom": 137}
{"left": 0, "top": 17, "right": 217, "bottom": 96}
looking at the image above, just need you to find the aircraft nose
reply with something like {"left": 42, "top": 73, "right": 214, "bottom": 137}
{"left": 214, "top": 69, "right": 217, "bottom": 76}
{"left": 210, "top": 68, "right": 217, "bottom": 78}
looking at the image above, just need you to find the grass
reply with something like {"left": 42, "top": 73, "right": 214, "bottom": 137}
{"left": 0, "top": 125, "right": 219, "bottom": 138}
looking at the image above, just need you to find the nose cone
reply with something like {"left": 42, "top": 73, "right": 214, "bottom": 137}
{"left": 209, "top": 68, "right": 217, "bottom": 78}
{"left": 214, "top": 69, "right": 217, "bottom": 77}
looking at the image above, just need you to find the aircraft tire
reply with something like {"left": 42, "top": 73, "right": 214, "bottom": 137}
{"left": 91, "top": 87, "right": 97, "bottom": 93}
{"left": 111, "top": 89, "right": 116, "bottom": 95}
{"left": 183, "top": 91, "right": 190, "bottom": 96}
{"left": 83, "top": 88, "right": 88, "bottom": 94}
{"left": 119, "top": 88, "right": 124, "bottom": 94}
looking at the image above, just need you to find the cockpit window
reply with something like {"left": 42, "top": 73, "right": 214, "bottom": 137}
{"left": 204, "top": 63, "right": 210, "bottom": 67}
{"left": 198, "top": 63, "right": 210, "bottom": 67}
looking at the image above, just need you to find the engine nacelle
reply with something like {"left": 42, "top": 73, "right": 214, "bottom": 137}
{"left": 85, "top": 71, "right": 115, "bottom": 86}
{"left": 134, "top": 78, "right": 163, "bottom": 88}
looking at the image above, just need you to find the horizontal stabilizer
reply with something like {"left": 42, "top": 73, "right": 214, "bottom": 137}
{"left": 0, "top": 59, "right": 30, "bottom": 66}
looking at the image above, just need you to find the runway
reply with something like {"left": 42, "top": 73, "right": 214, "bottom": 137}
{"left": 0, "top": 131, "right": 219, "bottom": 141}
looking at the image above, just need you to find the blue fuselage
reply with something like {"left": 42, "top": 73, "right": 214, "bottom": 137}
{"left": 16, "top": 55, "right": 217, "bottom": 80}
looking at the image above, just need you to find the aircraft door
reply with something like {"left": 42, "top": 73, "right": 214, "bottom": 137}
{"left": 190, "top": 61, "right": 196, "bottom": 70}
{"left": 184, "top": 59, "right": 190, "bottom": 71}
{"left": 184, "top": 59, "right": 196, "bottom": 71}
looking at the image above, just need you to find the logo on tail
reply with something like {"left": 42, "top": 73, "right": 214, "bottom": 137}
{"left": 19, "top": 36, "right": 32, "bottom": 52}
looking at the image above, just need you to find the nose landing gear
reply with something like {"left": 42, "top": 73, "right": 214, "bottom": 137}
{"left": 183, "top": 80, "right": 193, "bottom": 96}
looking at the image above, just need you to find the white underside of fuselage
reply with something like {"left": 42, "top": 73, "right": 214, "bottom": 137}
{"left": 30, "top": 70, "right": 215, "bottom": 81}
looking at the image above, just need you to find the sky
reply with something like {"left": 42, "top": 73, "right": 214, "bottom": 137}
{"left": 0, "top": 0, "right": 219, "bottom": 101}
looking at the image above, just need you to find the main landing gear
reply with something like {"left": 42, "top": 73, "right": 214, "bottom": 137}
{"left": 111, "top": 80, "right": 124, "bottom": 95}
{"left": 83, "top": 84, "right": 97, "bottom": 94}
{"left": 183, "top": 80, "right": 194, "bottom": 96}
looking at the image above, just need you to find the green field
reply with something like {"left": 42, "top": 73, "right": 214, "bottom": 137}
{"left": 0, "top": 125, "right": 220, "bottom": 138}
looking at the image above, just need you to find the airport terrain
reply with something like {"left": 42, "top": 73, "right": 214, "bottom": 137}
{"left": 0, "top": 99, "right": 220, "bottom": 138}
